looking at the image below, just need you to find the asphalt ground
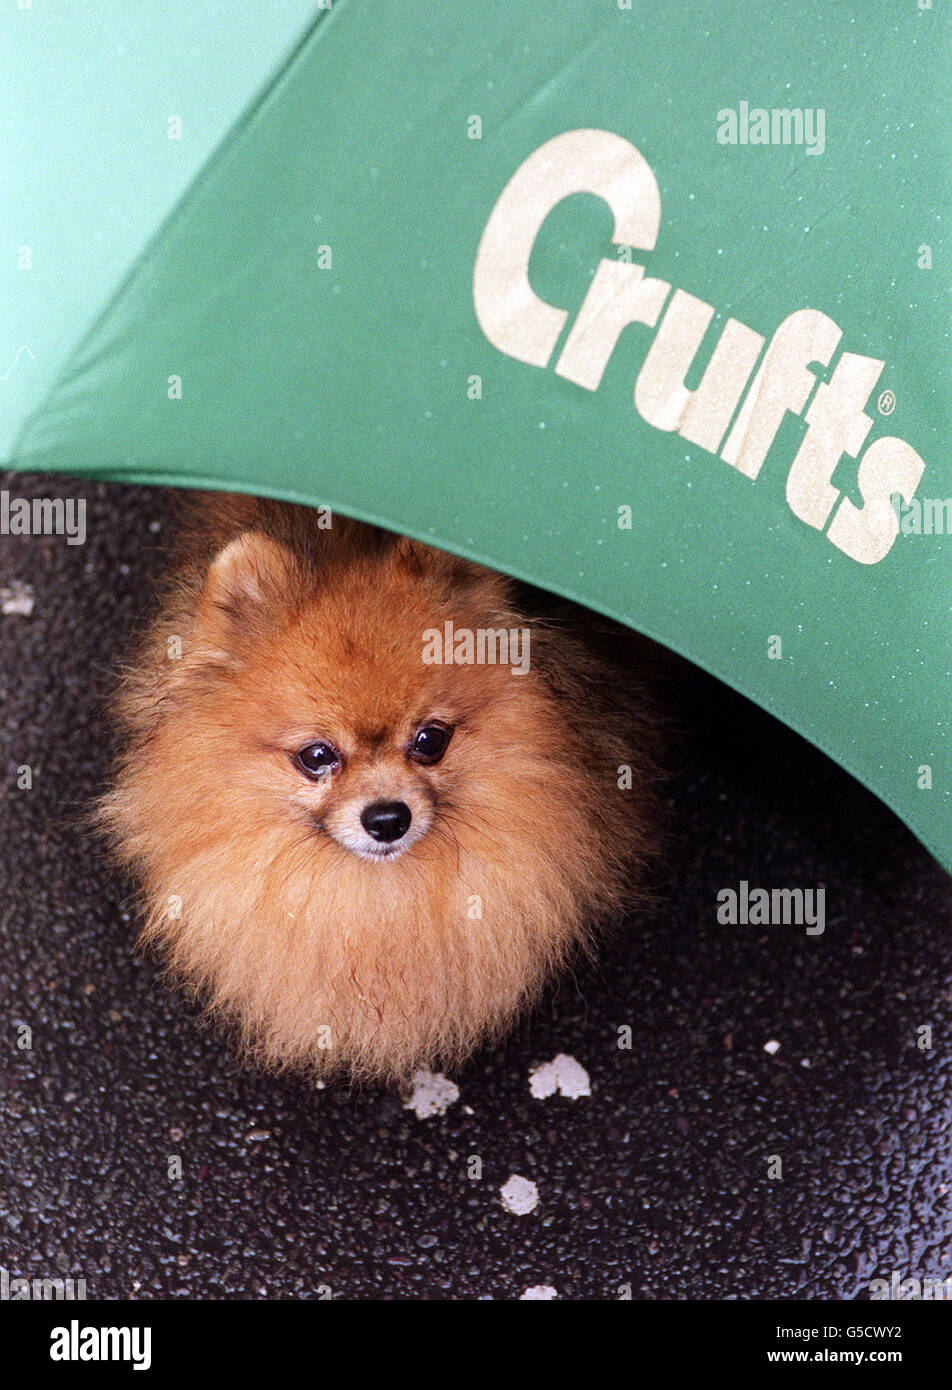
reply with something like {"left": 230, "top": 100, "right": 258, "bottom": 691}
{"left": 2, "top": 472, "right": 951, "bottom": 1301}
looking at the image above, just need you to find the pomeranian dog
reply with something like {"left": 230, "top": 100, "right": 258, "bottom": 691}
{"left": 100, "top": 493, "right": 663, "bottom": 1084}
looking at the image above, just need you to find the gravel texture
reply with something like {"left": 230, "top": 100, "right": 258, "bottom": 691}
{"left": 2, "top": 473, "right": 950, "bottom": 1301}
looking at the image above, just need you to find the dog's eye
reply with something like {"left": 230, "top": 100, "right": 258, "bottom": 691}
{"left": 409, "top": 723, "right": 452, "bottom": 765}
{"left": 294, "top": 741, "right": 341, "bottom": 779}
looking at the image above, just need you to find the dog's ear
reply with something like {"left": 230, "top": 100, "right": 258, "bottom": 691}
{"left": 393, "top": 535, "right": 511, "bottom": 609}
{"left": 192, "top": 532, "right": 296, "bottom": 661}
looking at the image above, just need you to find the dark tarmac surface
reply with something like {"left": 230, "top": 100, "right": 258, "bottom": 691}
{"left": 2, "top": 473, "right": 951, "bottom": 1301}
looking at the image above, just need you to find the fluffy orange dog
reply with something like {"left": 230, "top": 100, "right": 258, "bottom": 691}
{"left": 101, "top": 494, "right": 662, "bottom": 1084}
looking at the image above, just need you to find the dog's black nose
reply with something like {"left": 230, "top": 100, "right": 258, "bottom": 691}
{"left": 360, "top": 800, "right": 412, "bottom": 844}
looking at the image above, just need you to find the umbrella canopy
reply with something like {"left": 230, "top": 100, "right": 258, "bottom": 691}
{"left": 4, "top": 0, "right": 950, "bottom": 874}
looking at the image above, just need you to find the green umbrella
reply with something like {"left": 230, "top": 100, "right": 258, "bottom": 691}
{"left": 4, "top": 0, "right": 950, "bottom": 873}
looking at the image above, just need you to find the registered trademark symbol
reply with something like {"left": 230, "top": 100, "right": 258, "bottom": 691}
{"left": 878, "top": 389, "right": 896, "bottom": 416}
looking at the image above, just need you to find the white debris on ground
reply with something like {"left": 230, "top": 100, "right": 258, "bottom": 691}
{"left": 520, "top": 1285, "right": 558, "bottom": 1300}
{"left": 529, "top": 1053, "right": 591, "bottom": 1100}
{"left": 500, "top": 1174, "right": 539, "bottom": 1216}
{"left": 0, "top": 581, "right": 34, "bottom": 616}
{"left": 402, "top": 1069, "right": 460, "bottom": 1119}
{"left": 763, "top": 1039, "right": 781, "bottom": 1055}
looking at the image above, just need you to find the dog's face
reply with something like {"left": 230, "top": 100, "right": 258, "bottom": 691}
{"left": 105, "top": 525, "right": 649, "bottom": 1083}
{"left": 180, "top": 531, "right": 538, "bottom": 867}
{"left": 290, "top": 718, "right": 448, "bottom": 863}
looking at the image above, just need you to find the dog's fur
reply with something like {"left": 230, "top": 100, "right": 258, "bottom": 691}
{"left": 100, "top": 493, "right": 663, "bottom": 1084}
